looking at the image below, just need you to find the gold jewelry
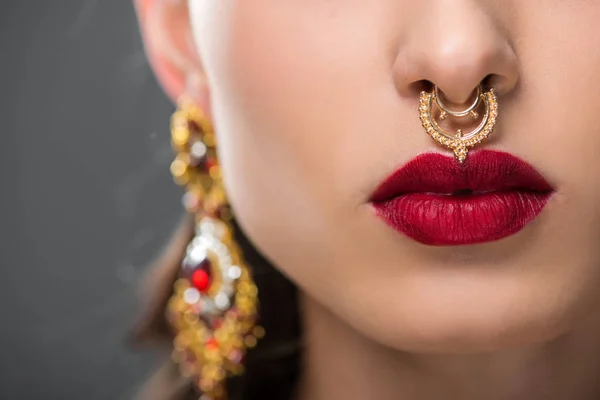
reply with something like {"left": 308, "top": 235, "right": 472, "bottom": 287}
{"left": 435, "top": 85, "right": 481, "bottom": 120}
{"left": 167, "top": 98, "right": 263, "bottom": 400}
{"left": 419, "top": 85, "right": 498, "bottom": 163}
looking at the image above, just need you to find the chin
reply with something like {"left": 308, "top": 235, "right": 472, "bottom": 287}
{"left": 350, "top": 275, "right": 586, "bottom": 355}
{"left": 387, "top": 309, "right": 571, "bottom": 355}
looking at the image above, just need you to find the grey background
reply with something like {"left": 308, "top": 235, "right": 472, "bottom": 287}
{"left": 1, "top": 1, "right": 180, "bottom": 399}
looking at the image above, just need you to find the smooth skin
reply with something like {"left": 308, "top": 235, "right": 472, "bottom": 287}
{"left": 135, "top": 1, "right": 600, "bottom": 399}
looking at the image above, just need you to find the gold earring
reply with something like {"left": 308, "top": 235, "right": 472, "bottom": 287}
{"left": 419, "top": 85, "right": 498, "bottom": 163}
{"left": 167, "top": 97, "right": 263, "bottom": 400}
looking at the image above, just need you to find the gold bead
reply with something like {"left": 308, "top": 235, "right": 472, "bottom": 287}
{"left": 244, "top": 335, "right": 258, "bottom": 348}
{"left": 174, "top": 336, "right": 188, "bottom": 350}
{"left": 203, "top": 133, "right": 216, "bottom": 148}
{"left": 172, "top": 127, "right": 190, "bottom": 147}
{"left": 215, "top": 330, "right": 228, "bottom": 343}
{"left": 247, "top": 284, "right": 258, "bottom": 297}
{"left": 174, "top": 279, "right": 189, "bottom": 293}
{"left": 253, "top": 326, "right": 266, "bottom": 339}
{"left": 170, "top": 159, "right": 188, "bottom": 178}
{"left": 209, "top": 165, "right": 221, "bottom": 180}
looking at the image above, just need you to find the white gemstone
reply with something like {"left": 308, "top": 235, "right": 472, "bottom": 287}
{"left": 190, "top": 141, "right": 207, "bottom": 160}
{"left": 200, "top": 298, "right": 217, "bottom": 315}
{"left": 228, "top": 265, "right": 242, "bottom": 280}
{"left": 200, "top": 219, "right": 216, "bottom": 235}
{"left": 181, "top": 192, "right": 199, "bottom": 210}
{"left": 183, "top": 288, "right": 201, "bottom": 305}
{"left": 189, "top": 246, "right": 207, "bottom": 263}
{"left": 191, "top": 236, "right": 207, "bottom": 248}
{"left": 214, "top": 223, "right": 226, "bottom": 239}
{"left": 221, "top": 284, "right": 234, "bottom": 297}
{"left": 214, "top": 292, "right": 230, "bottom": 310}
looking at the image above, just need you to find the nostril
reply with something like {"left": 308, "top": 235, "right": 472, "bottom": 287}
{"left": 410, "top": 80, "right": 433, "bottom": 96}
{"left": 481, "top": 74, "right": 494, "bottom": 91}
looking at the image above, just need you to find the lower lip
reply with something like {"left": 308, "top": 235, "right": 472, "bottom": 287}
{"left": 373, "top": 191, "right": 552, "bottom": 246}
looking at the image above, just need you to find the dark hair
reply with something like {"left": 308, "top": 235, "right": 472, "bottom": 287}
{"left": 131, "top": 214, "right": 303, "bottom": 399}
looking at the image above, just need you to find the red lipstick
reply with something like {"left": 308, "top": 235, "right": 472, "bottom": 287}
{"left": 371, "top": 150, "right": 554, "bottom": 246}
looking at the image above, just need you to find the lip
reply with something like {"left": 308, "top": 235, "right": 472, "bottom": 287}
{"left": 371, "top": 150, "right": 554, "bottom": 246}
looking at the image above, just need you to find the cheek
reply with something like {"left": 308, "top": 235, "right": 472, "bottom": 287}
{"left": 189, "top": 1, "right": 403, "bottom": 266}
{"left": 517, "top": 7, "right": 600, "bottom": 238}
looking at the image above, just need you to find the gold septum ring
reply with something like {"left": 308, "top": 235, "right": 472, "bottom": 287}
{"left": 419, "top": 85, "right": 498, "bottom": 163}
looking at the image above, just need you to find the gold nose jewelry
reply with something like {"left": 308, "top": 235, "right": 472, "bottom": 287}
{"left": 419, "top": 85, "right": 498, "bottom": 163}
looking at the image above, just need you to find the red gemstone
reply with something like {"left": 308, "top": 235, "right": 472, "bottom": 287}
{"left": 206, "top": 337, "right": 219, "bottom": 349}
{"left": 204, "top": 158, "right": 217, "bottom": 171}
{"left": 184, "top": 257, "right": 213, "bottom": 293}
{"left": 192, "top": 269, "right": 210, "bottom": 292}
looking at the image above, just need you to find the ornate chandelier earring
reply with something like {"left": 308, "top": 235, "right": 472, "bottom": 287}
{"left": 167, "top": 97, "right": 263, "bottom": 400}
{"left": 419, "top": 84, "right": 498, "bottom": 163}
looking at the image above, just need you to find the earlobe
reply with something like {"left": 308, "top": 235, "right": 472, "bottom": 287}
{"left": 134, "top": 0, "right": 210, "bottom": 112}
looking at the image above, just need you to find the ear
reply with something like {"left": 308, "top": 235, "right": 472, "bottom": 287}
{"left": 134, "top": 0, "right": 211, "bottom": 113}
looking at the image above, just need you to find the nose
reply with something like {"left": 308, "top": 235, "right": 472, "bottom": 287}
{"left": 394, "top": 1, "right": 519, "bottom": 104}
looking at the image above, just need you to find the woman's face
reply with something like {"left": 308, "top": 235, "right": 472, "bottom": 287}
{"left": 168, "top": 1, "right": 600, "bottom": 352}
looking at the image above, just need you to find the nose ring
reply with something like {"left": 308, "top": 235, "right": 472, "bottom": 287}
{"left": 419, "top": 85, "right": 498, "bottom": 163}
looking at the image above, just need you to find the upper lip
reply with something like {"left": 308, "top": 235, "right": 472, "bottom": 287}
{"left": 371, "top": 150, "right": 554, "bottom": 202}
